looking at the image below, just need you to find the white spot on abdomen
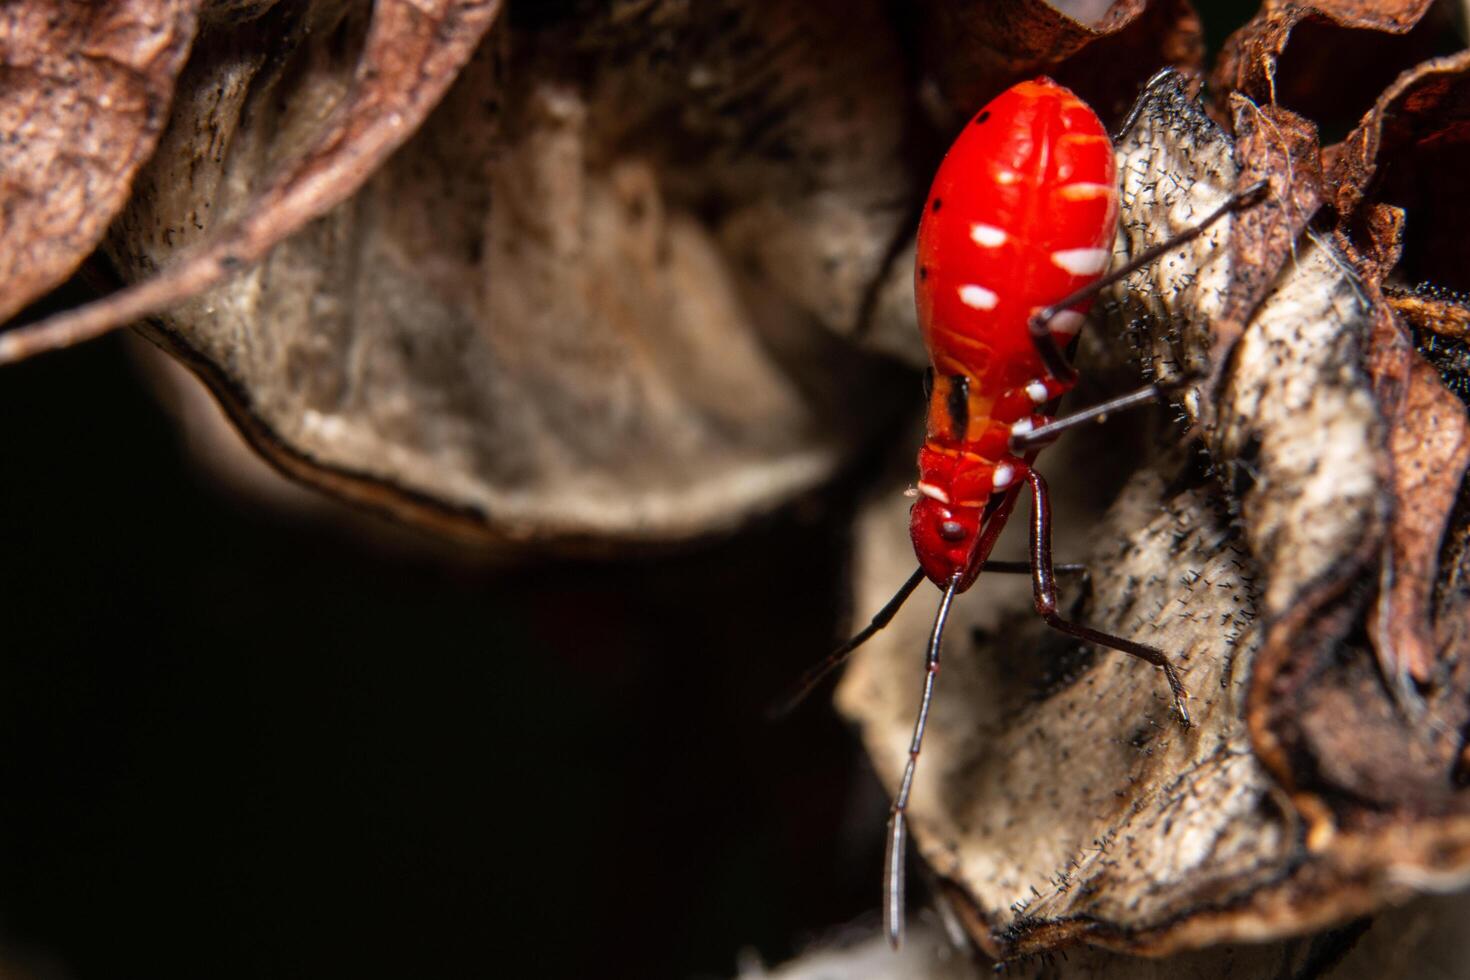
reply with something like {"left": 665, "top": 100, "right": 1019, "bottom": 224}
{"left": 1051, "top": 248, "right": 1110, "bottom": 276}
{"left": 1026, "top": 380, "right": 1049, "bottom": 404}
{"left": 1044, "top": 310, "right": 1086, "bottom": 336}
{"left": 917, "top": 482, "right": 951, "bottom": 504}
{"left": 991, "top": 463, "right": 1016, "bottom": 491}
{"left": 959, "top": 284, "right": 999, "bottom": 310}
{"left": 1058, "top": 183, "right": 1113, "bottom": 201}
{"left": 1010, "top": 418, "right": 1034, "bottom": 437}
{"left": 969, "top": 223, "right": 1007, "bottom": 247}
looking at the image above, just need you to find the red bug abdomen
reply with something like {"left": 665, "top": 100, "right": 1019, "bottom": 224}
{"left": 909, "top": 79, "right": 1118, "bottom": 586}
{"left": 915, "top": 79, "right": 1117, "bottom": 395}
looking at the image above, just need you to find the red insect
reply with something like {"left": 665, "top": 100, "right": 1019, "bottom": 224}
{"left": 910, "top": 78, "right": 1117, "bottom": 584}
{"left": 780, "top": 77, "right": 1264, "bottom": 948}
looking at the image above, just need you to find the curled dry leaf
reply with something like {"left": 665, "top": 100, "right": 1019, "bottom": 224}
{"left": 1368, "top": 355, "right": 1470, "bottom": 687}
{"left": 0, "top": 0, "right": 500, "bottom": 365}
{"left": 841, "top": 451, "right": 1286, "bottom": 961}
{"left": 1210, "top": 97, "right": 1322, "bottom": 396}
{"left": 837, "top": 70, "right": 1470, "bottom": 963}
{"left": 1210, "top": 0, "right": 1444, "bottom": 127}
{"left": 1324, "top": 52, "right": 1470, "bottom": 697}
{"left": 1328, "top": 50, "right": 1470, "bottom": 292}
{"left": 914, "top": 0, "right": 1203, "bottom": 128}
{"left": 0, "top": 1, "right": 199, "bottom": 324}
{"left": 7, "top": 1, "right": 922, "bottom": 545}
{"left": 1104, "top": 57, "right": 1470, "bottom": 927}
{"left": 1317, "top": 56, "right": 1470, "bottom": 691}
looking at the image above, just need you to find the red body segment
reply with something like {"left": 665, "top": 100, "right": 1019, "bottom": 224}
{"left": 910, "top": 79, "right": 1119, "bottom": 587}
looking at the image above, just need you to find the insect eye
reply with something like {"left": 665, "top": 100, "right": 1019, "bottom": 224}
{"left": 939, "top": 520, "right": 966, "bottom": 541}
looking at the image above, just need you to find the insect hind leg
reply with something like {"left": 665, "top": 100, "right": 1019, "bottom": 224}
{"left": 1024, "top": 469, "right": 1191, "bottom": 727}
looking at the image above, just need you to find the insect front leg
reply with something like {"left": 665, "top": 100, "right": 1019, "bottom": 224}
{"left": 883, "top": 573, "right": 960, "bottom": 950}
{"left": 1008, "top": 382, "right": 1177, "bottom": 452}
{"left": 1025, "top": 179, "right": 1270, "bottom": 382}
{"left": 1026, "top": 310, "right": 1081, "bottom": 384}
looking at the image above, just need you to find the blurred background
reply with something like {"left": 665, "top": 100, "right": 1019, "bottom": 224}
{"left": 0, "top": 324, "right": 896, "bottom": 979}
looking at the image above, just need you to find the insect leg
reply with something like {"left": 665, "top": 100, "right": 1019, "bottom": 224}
{"left": 1025, "top": 470, "right": 1191, "bottom": 727}
{"left": 769, "top": 567, "right": 925, "bottom": 718}
{"left": 885, "top": 572, "right": 960, "bottom": 950}
{"left": 771, "top": 559, "right": 1070, "bottom": 719}
{"left": 1027, "top": 315, "right": 1080, "bottom": 384}
{"left": 1008, "top": 382, "right": 1169, "bottom": 452}
{"left": 982, "top": 560, "right": 1084, "bottom": 574}
{"left": 1026, "top": 180, "right": 1269, "bottom": 380}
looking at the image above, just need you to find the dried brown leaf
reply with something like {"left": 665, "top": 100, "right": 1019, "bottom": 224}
{"left": 0, "top": 0, "right": 501, "bottom": 365}
{"left": 1328, "top": 50, "right": 1470, "bottom": 292}
{"left": 1355, "top": 279, "right": 1469, "bottom": 690}
{"left": 1109, "top": 74, "right": 1325, "bottom": 431}
{"left": 1326, "top": 53, "right": 1470, "bottom": 684}
{"left": 1394, "top": 287, "right": 1470, "bottom": 408}
{"left": 1211, "top": 0, "right": 1440, "bottom": 120}
{"left": 916, "top": 0, "right": 1203, "bottom": 128}
{"left": 0, "top": 1, "right": 199, "bottom": 323}
{"left": 8, "top": 2, "right": 913, "bottom": 545}
{"left": 666, "top": 4, "right": 917, "bottom": 348}
{"left": 1120, "top": 63, "right": 1470, "bottom": 857}
{"left": 1115, "top": 73, "right": 1384, "bottom": 628}
{"left": 1202, "top": 98, "right": 1324, "bottom": 399}
{"left": 1377, "top": 363, "right": 1469, "bottom": 674}
{"left": 840, "top": 455, "right": 1286, "bottom": 961}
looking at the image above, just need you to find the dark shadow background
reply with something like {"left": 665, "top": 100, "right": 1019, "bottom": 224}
{"left": 0, "top": 331, "right": 887, "bottom": 980}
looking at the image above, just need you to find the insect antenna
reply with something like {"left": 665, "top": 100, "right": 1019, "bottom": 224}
{"left": 768, "top": 566, "right": 926, "bottom": 719}
{"left": 884, "top": 572, "right": 961, "bottom": 949}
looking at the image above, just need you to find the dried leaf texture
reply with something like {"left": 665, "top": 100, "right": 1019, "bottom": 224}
{"left": 1210, "top": 0, "right": 1449, "bottom": 131}
{"left": 1329, "top": 51, "right": 1470, "bottom": 293}
{"left": 915, "top": 0, "right": 1203, "bottom": 127}
{"left": 1370, "top": 357, "right": 1470, "bottom": 678}
{"left": 10, "top": 1, "right": 918, "bottom": 544}
{"left": 1115, "top": 76, "right": 1384, "bottom": 626}
{"left": 840, "top": 457, "right": 1284, "bottom": 960}
{"left": 0, "top": 1, "right": 199, "bottom": 323}
{"left": 0, "top": 0, "right": 499, "bottom": 361}
{"left": 1108, "top": 65, "right": 1470, "bottom": 925}
{"left": 760, "top": 893, "right": 1470, "bottom": 979}
{"left": 1322, "top": 54, "right": 1470, "bottom": 689}
{"left": 838, "top": 70, "right": 1470, "bottom": 961}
